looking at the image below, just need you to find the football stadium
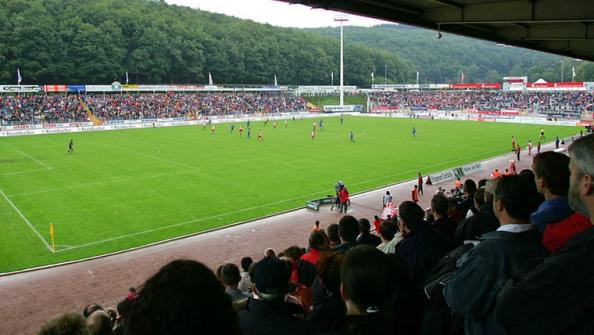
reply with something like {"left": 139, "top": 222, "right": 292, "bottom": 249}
{"left": 1, "top": 0, "right": 594, "bottom": 334}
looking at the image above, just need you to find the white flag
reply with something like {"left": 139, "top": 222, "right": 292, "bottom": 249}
{"left": 125, "top": 70, "right": 129, "bottom": 85}
{"left": 416, "top": 71, "right": 419, "bottom": 83}
{"left": 208, "top": 72, "right": 213, "bottom": 85}
{"left": 371, "top": 72, "right": 374, "bottom": 80}
{"left": 572, "top": 66, "right": 576, "bottom": 81}
{"left": 274, "top": 74, "right": 278, "bottom": 86}
{"left": 331, "top": 72, "right": 334, "bottom": 81}
{"left": 17, "top": 68, "right": 22, "bottom": 85}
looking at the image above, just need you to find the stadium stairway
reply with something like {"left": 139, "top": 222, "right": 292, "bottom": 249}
{"left": 79, "top": 97, "right": 103, "bottom": 126}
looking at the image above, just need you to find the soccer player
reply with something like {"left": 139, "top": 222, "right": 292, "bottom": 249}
{"left": 284, "top": 120, "right": 288, "bottom": 128}
{"left": 273, "top": 122, "right": 277, "bottom": 129}
{"left": 247, "top": 119, "right": 251, "bottom": 128}
{"left": 312, "top": 122, "right": 317, "bottom": 131}
{"left": 555, "top": 136, "right": 560, "bottom": 149}
{"left": 412, "top": 126, "right": 417, "bottom": 138}
{"left": 230, "top": 124, "right": 235, "bottom": 133}
{"left": 340, "top": 115, "right": 344, "bottom": 124}
{"left": 67, "top": 139, "right": 74, "bottom": 154}
{"left": 264, "top": 119, "right": 268, "bottom": 127}
{"left": 247, "top": 127, "right": 251, "bottom": 138}
{"left": 540, "top": 127, "right": 545, "bottom": 140}
{"left": 202, "top": 122, "right": 207, "bottom": 130}
{"left": 349, "top": 130, "right": 355, "bottom": 143}
{"left": 528, "top": 140, "right": 533, "bottom": 156}
{"left": 257, "top": 130, "right": 263, "bottom": 140}
{"left": 512, "top": 136, "right": 516, "bottom": 151}
{"left": 211, "top": 125, "right": 215, "bottom": 134}
{"left": 311, "top": 130, "right": 316, "bottom": 140}
{"left": 319, "top": 119, "right": 324, "bottom": 130}
{"left": 238, "top": 126, "right": 244, "bottom": 136}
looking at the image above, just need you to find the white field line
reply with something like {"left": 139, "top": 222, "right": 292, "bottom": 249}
{"left": 80, "top": 138, "right": 194, "bottom": 169}
{"left": 0, "top": 169, "right": 47, "bottom": 177}
{"left": 16, "top": 150, "right": 53, "bottom": 170}
{"left": 0, "top": 188, "right": 53, "bottom": 252}
{"left": 11, "top": 169, "right": 196, "bottom": 197}
{"left": 53, "top": 146, "right": 510, "bottom": 253}
{"left": 54, "top": 190, "right": 328, "bottom": 253}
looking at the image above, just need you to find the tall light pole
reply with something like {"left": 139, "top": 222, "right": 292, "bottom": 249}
{"left": 335, "top": 14, "right": 348, "bottom": 107}
{"left": 560, "top": 61, "right": 564, "bottom": 82}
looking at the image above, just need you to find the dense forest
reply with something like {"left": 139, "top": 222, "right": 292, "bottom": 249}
{"left": 0, "top": 0, "right": 592, "bottom": 86}
{"left": 308, "top": 25, "right": 594, "bottom": 83}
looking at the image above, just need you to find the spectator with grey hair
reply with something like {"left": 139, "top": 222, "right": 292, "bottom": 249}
{"left": 496, "top": 134, "right": 594, "bottom": 334}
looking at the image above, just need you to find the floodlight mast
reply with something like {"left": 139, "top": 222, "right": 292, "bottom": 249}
{"left": 334, "top": 14, "right": 348, "bottom": 108}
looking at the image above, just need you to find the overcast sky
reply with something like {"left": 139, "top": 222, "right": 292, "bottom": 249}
{"left": 166, "top": 0, "right": 394, "bottom": 28}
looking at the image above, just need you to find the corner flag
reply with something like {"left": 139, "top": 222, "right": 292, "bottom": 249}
{"left": 49, "top": 223, "right": 55, "bottom": 252}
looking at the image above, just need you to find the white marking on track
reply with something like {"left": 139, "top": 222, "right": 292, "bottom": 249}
{"left": 0, "top": 188, "right": 53, "bottom": 252}
{"left": 16, "top": 150, "right": 53, "bottom": 170}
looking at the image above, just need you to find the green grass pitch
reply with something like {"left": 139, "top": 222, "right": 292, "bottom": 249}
{"left": 0, "top": 116, "right": 577, "bottom": 273}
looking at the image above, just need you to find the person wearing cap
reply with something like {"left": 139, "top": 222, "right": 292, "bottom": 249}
{"left": 238, "top": 256, "right": 308, "bottom": 335}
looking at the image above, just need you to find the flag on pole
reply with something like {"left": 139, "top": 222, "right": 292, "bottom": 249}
{"left": 125, "top": 70, "right": 129, "bottom": 85}
{"left": 274, "top": 74, "right": 278, "bottom": 86}
{"left": 416, "top": 71, "right": 419, "bottom": 84}
{"left": 371, "top": 72, "right": 374, "bottom": 80}
{"left": 208, "top": 72, "right": 213, "bottom": 85}
{"left": 331, "top": 71, "right": 334, "bottom": 82}
{"left": 17, "top": 68, "right": 22, "bottom": 85}
{"left": 49, "top": 222, "right": 55, "bottom": 253}
{"left": 460, "top": 70, "right": 465, "bottom": 84}
{"left": 572, "top": 66, "right": 576, "bottom": 81}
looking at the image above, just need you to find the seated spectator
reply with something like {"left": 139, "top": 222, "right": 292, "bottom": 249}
{"left": 86, "top": 309, "right": 112, "bottom": 335}
{"left": 530, "top": 151, "right": 591, "bottom": 253}
{"left": 264, "top": 248, "right": 276, "bottom": 258}
{"left": 430, "top": 194, "right": 456, "bottom": 239}
{"left": 396, "top": 201, "right": 450, "bottom": 288}
{"left": 459, "top": 179, "right": 479, "bottom": 218}
{"left": 298, "top": 230, "right": 329, "bottom": 287}
{"left": 454, "top": 180, "right": 500, "bottom": 244}
{"left": 332, "top": 216, "right": 360, "bottom": 254}
{"left": 282, "top": 246, "right": 305, "bottom": 285}
{"left": 372, "top": 215, "right": 382, "bottom": 234}
{"left": 221, "top": 263, "right": 250, "bottom": 303}
{"left": 327, "top": 223, "right": 341, "bottom": 249}
{"left": 238, "top": 256, "right": 254, "bottom": 294}
{"left": 329, "top": 246, "right": 406, "bottom": 335}
{"left": 125, "top": 259, "right": 239, "bottom": 335}
{"left": 356, "top": 218, "right": 381, "bottom": 247}
{"left": 444, "top": 175, "right": 544, "bottom": 335}
{"left": 239, "top": 256, "right": 308, "bottom": 335}
{"left": 376, "top": 219, "right": 402, "bottom": 254}
{"left": 306, "top": 252, "right": 346, "bottom": 333}
{"left": 38, "top": 313, "right": 90, "bottom": 335}
{"left": 495, "top": 134, "right": 594, "bottom": 334}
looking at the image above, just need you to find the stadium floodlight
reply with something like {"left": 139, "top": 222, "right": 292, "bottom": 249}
{"left": 334, "top": 14, "right": 349, "bottom": 108}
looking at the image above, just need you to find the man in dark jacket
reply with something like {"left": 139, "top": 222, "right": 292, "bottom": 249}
{"left": 495, "top": 134, "right": 594, "bottom": 335}
{"left": 332, "top": 215, "right": 360, "bottom": 254}
{"left": 396, "top": 201, "right": 450, "bottom": 289}
{"left": 444, "top": 175, "right": 544, "bottom": 335}
{"left": 239, "top": 256, "right": 309, "bottom": 335}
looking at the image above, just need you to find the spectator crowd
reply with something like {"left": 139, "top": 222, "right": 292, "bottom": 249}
{"left": 0, "top": 93, "right": 308, "bottom": 125}
{"left": 370, "top": 91, "right": 593, "bottom": 118}
{"left": 36, "top": 134, "right": 594, "bottom": 335}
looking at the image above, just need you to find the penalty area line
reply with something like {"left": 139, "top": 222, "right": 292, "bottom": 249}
{"left": 0, "top": 188, "right": 53, "bottom": 252}
{"left": 54, "top": 190, "right": 327, "bottom": 253}
{"left": 17, "top": 150, "right": 53, "bottom": 170}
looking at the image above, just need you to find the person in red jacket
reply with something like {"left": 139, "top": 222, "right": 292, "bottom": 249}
{"left": 417, "top": 172, "right": 424, "bottom": 195}
{"left": 339, "top": 186, "right": 350, "bottom": 213}
{"left": 411, "top": 185, "right": 419, "bottom": 203}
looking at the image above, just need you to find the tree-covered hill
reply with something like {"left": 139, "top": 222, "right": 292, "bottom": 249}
{"left": 1, "top": 0, "right": 592, "bottom": 86}
{"left": 0, "top": 0, "right": 409, "bottom": 85}
{"left": 307, "top": 24, "right": 594, "bottom": 83}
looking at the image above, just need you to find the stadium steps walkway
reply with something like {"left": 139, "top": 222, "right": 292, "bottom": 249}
{"left": 79, "top": 97, "right": 103, "bottom": 126}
